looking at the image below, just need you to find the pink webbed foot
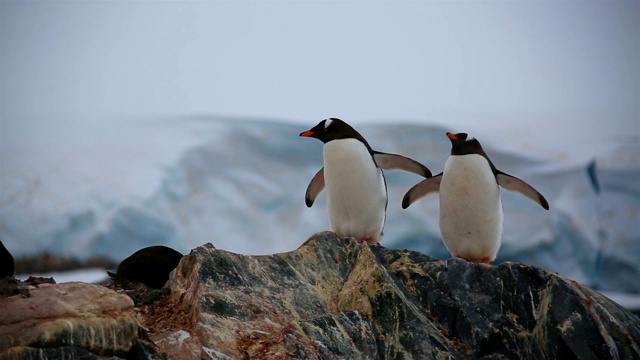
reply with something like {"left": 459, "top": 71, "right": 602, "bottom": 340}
{"left": 455, "top": 255, "right": 493, "bottom": 265}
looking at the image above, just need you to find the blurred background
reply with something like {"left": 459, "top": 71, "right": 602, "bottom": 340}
{"left": 1, "top": 2, "right": 638, "bottom": 308}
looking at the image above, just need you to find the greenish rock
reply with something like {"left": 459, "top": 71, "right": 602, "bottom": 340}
{"left": 152, "top": 231, "right": 640, "bottom": 359}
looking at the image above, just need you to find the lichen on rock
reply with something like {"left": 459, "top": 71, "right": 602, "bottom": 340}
{"left": 140, "top": 231, "right": 640, "bottom": 359}
{"left": 2, "top": 232, "right": 639, "bottom": 359}
{"left": 0, "top": 282, "right": 167, "bottom": 359}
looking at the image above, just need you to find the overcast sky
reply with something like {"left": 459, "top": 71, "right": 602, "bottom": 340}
{"left": 1, "top": 1, "right": 638, "bottom": 160}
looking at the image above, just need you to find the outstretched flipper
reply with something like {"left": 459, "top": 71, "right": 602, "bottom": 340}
{"left": 496, "top": 172, "right": 549, "bottom": 210}
{"left": 402, "top": 173, "right": 443, "bottom": 209}
{"left": 305, "top": 167, "right": 325, "bottom": 207}
{"left": 372, "top": 152, "right": 432, "bottom": 178}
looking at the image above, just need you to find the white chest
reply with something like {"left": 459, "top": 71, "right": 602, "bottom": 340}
{"left": 323, "top": 139, "right": 383, "bottom": 192}
{"left": 439, "top": 154, "right": 503, "bottom": 260}
{"left": 322, "top": 139, "right": 387, "bottom": 241}
{"left": 440, "top": 155, "right": 499, "bottom": 203}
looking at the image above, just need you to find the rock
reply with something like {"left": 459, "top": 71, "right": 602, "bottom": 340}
{"left": 24, "top": 276, "right": 56, "bottom": 286}
{"left": 0, "top": 282, "right": 167, "bottom": 359}
{"left": 109, "top": 245, "right": 183, "bottom": 289}
{"left": 140, "top": 231, "right": 640, "bottom": 359}
{"left": 13, "top": 253, "right": 117, "bottom": 274}
{"left": 0, "top": 241, "right": 14, "bottom": 279}
{"left": 0, "top": 277, "right": 20, "bottom": 298}
{"left": 3, "top": 233, "right": 638, "bottom": 359}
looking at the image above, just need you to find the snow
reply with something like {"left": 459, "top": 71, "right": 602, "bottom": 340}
{"left": 599, "top": 291, "right": 640, "bottom": 312}
{"left": 16, "top": 268, "right": 109, "bottom": 285}
{"left": 1, "top": 116, "right": 639, "bottom": 310}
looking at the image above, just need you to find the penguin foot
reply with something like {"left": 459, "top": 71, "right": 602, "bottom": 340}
{"left": 353, "top": 237, "right": 377, "bottom": 244}
{"left": 334, "top": 232, "right": 379, "bottom": 244}
{"left": 455, "top": 255, "right": 493, "bottom": 265}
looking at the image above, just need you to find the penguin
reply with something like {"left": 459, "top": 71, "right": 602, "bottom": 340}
{"left": 402, "top": 132, "right": 549, "bottom": 264}
{"left": 300, "top": 118, "right": 432, "bottom": 243}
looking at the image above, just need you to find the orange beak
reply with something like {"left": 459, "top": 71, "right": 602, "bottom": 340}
{"left": 300, "top": 130, "right": 315, "bottom": 137}
{"left": 446, "top": 132, "right": 458, "bottom": 141}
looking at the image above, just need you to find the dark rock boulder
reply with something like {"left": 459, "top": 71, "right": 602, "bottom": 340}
{"left": 376, "top": 246, "right": 640, "bottom": 359}
{"left": 3, "top": 232, "right": 637, "bottom": 359}
{"left": 109, "top": 245, "right": 183, "bottom": 289}
{"left": 142, "top": 231, "right": 640, "bottom": 359}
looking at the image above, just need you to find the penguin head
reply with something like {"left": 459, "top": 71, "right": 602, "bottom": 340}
{"left": 300, "top": 118, "right": 369, "bottom": 146}
{"left": 446, "top": 132, "right": 487, "bottom": 156}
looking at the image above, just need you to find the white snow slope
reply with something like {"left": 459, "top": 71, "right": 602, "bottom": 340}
{"left": 1, "top": 116, "right": 639, "bottom": 297}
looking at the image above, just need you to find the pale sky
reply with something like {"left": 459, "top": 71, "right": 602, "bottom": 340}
{"left": 1, "top": 1, "right": 638, "bottom": 161}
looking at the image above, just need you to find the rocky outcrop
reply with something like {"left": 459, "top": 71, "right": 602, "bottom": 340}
{"left": 0, "top": 282, "right": 166, "bottom": 359}
{"left": 2, "top": 232, "right": 639, "bottom": 359}
{"left": 139, "top": 231, "right": 640, "bottom": 359}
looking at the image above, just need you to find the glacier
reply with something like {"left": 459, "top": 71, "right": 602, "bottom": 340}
{"left": 1, "top": 116, "right": 639, "bottom": 298}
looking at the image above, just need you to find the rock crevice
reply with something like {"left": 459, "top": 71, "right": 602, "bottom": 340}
{"left": 144, "top": 232, "right": 639, "bottom": 359}
{"left": 2, "top": 232, "right": 639, "bottom": 359}
{"left": 0, "top": 282, "right": 166, "bottom": 359}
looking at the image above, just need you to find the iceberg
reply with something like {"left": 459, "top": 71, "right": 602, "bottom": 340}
{"left": 1, "top": 116, "right": 638, "bottom": 297}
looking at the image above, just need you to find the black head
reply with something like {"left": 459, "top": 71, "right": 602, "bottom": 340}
{"left": 446, "top": 132, "right": 488, "bottom": 157}
{"left": 300, "top": 118, "right": 370, "bottom": 147}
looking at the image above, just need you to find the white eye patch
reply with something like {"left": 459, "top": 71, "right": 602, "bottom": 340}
{"left": 324, "top": 118, "right": 333, "bottom": 130}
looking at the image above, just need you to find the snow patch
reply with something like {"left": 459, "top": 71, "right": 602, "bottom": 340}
{"left": 2, "top": 117, "right": 638, "bottom": 303}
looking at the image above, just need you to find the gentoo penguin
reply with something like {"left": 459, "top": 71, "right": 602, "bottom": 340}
{"left": 300, "top": 118, "right": 432, "bottom": 243}
{"left": 402, "top": 132, "right": 549, "bottom": 264}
